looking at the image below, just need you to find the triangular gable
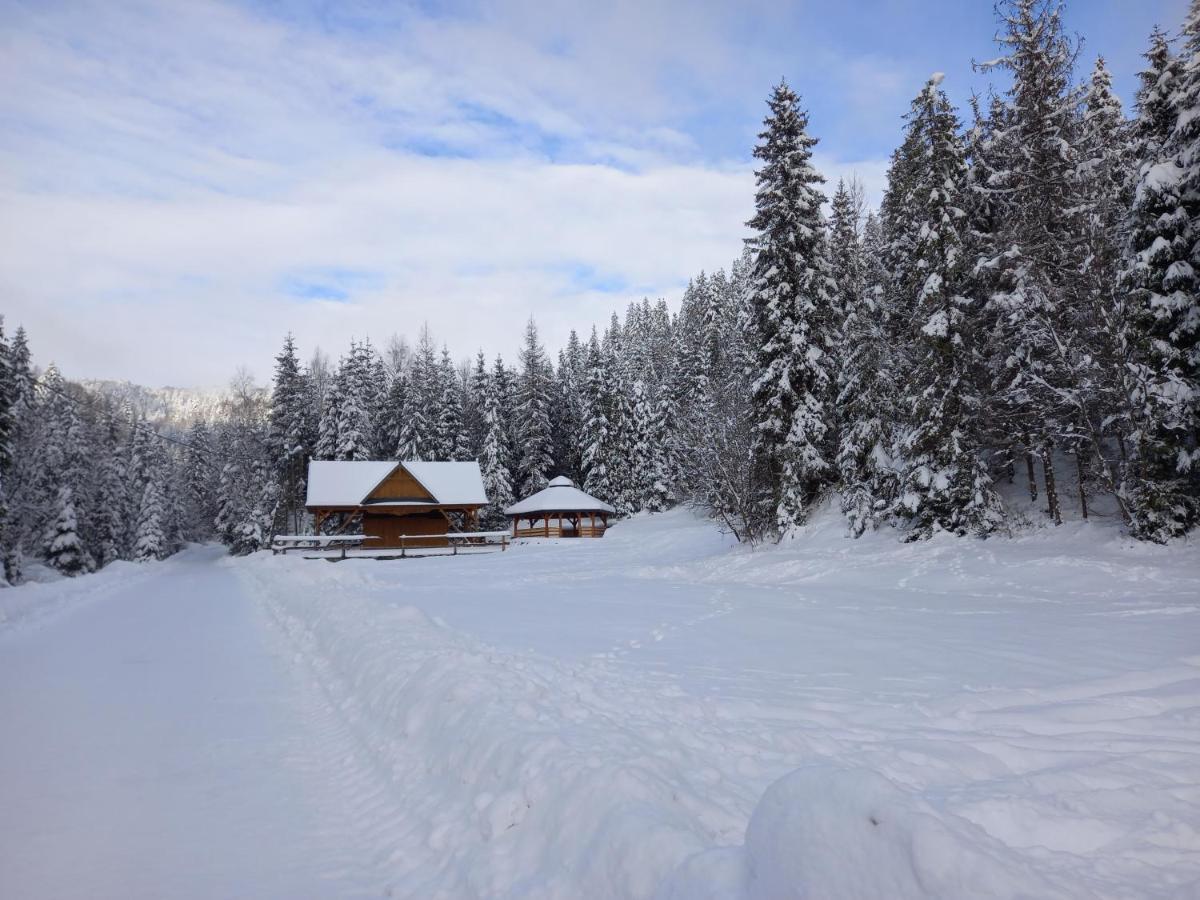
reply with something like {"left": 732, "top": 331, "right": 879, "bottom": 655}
{"left": 364, "top": 463, "right": 437, "bottom": 503}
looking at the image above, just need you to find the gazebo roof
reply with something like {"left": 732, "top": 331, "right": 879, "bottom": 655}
{"left": 504, "top": 476, "right": 615, "bottom": 516}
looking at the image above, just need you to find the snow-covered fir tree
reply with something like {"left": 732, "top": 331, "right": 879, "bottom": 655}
{"left": 580, "top": 331, "right": 617, "bottom": 505}
{"left": 836, "top": 209, "right": 895, "bottom": 536}
{"left": 892, "top": 75, "right": 1005, "bottom": 539}
{"left": 268, "top": 334, "right": 311, "bottom": 532}
{"left": 134, "top": 474, "right": 169, "bottom": 562}
{"left": 434, "top": 346, "right": 469, "bottom": 460}
{"left": 45, "top": 486, "right": 91, "bottom": 575}
{"left": 978, "top": 0, "right": 1087, "bottom": 526}
{"left": 315, "top": 379, "right": 342, "bottom": 461}
{"left": 628, "top": 379, "right": 671, "bottom": 512}
{"left": 745, "top": 80, "right": 837, "bottom": 535}
{"left": 1121, "top": 6, "right": 1200, "bottom": 538}
{"left": 478, "top": 364, "right": 514, "bottom": 526}
{"left": 515, "top": 318, "right": 555, "bottom": 496}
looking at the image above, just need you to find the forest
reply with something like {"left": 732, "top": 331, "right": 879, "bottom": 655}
{"left": 1, "top": 0, "right": 1197, "bottom": 582}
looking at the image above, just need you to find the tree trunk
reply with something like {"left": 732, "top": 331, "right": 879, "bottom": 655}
{"left": 1025, "top": 438, "right": 1038, "bottom": 503}
{"left": 1076, "top": 451, "right": 1089, "bottom": 520}
{"left": 1041, "top": 448, "right": 1061, "bottom": 525}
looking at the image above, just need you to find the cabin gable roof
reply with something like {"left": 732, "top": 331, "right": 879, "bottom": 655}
{"left": 306, "top": 460, "right": 488, "bottom": 508}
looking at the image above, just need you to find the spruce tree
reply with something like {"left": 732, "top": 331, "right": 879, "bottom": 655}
{"left": 580, "top": 332, "right": 616, "bottom": 504}
{"left": 479, "top": 366, "right": 514, "bottom": 526}
{"left": 745, "top": 80, "right": 836, "bottom": 534}
{"left": 978, "top": 0, "right": 1087, "bottom": 525}
{"left": 93, "top": 411, "right": 129, "bottom": 565}
{"left": 466, "top": 351, "right": 489, "bottom": 458}
{"left": 629, "top": 379, "right": 671, "bottom": 512}
{"left": 893, "top": 75, "right": 1005, "bottom": 539}
{"left": 134, "top": 475, "right": 168, "bottom": 562}
{"left": 45, "top": 486, "right": 90, "bottom": 575}
{"left": 334, "top": 347, "right": 372, "bottom": 462}
{"left": 268, "top": 334, "right": 311, "bottom": 531}
{"left": 1074, "top": 56, "right": 1137, "bottom": 519}
{"left": 398, "top": 328, "right": 437, "bottom": 460}
{"left": 434, "top": 346, "right": 468, "bottom": 460}
{"left": 515, "top": 317, "right": 555, "bottom": 495}
{"left": 837, "top": 211, "right": 895, "bottom": 536}
{"left": 1122, "top": 8, "right": 1200, "bottom": 537}
{"left": 315, "top": 380, "right": 342, "bottom": 461}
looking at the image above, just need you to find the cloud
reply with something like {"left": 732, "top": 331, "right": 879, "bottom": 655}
{"left": 0, "top": 151, "right": 757, "bottom": 384}
{"left": 0, "top": 0, "right": 898, "bottom": 386}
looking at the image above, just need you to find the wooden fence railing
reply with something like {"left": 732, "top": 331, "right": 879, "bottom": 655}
{"left": 274, "top": 531, "right": 511, "bottom": 559}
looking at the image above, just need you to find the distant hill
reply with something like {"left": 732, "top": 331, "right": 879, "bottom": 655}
{"left": 81, "top": 380, "right": 267, "bottom": 428}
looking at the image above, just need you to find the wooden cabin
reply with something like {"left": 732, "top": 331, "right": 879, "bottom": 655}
{"left": 306, "top": 460, "right": 488, "bottom": 549}
{"left": 505, "top": 476, "right": 614, "bottom": 538}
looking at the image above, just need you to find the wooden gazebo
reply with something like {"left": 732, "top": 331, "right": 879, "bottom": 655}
{"left": 505, "top": 476, "right": 614, "bottom": 538}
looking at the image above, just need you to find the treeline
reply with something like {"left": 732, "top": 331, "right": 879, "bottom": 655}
{"left": 0, "top": 322, "right": 269, "bottom": 581}
{"left": 740, "top": 0, "right": 1200, "bottom": 544}
{"left": 2, "top": 0, "right": 1199, "bottom": 581}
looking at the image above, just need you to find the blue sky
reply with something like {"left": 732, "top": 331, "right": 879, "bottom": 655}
{"left": 0, "top": 0, "right": 1185, "bottom": 386}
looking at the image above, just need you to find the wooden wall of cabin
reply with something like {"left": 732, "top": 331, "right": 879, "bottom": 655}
{"left": 363, "top": 511, "right": 450, "bottom": 548}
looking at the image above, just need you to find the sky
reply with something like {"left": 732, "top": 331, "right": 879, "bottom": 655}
{"left": 0, "top": 0, "right": 1187, "bottom": 388}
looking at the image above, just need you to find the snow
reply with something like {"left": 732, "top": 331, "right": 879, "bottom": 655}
{"left": 505, "top": 475, "right": 615, "bottom": 515}
{"left": 2, "top": 510, "right": 1199, "bottom": 898}
{"left": 304, "top": 460, "right": 397, "bottom": 506}
{"left": 304, "top": 460, "right": 488, "bottom": 507}
{"left": 404, "top": 460, "right": 489, "bottom": 506}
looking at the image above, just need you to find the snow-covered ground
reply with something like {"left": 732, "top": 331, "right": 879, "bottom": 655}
{"left": 2, "top": 510, "right": 1198, "bottom": 898}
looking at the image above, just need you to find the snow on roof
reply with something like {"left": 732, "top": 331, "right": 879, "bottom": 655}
{"left": 306, "top": 461, "right": 398, "bottom": 507}
{"left": 403, "top": 461, "right": 488, "bottom": 506}
{"left": 306, "top": 460, "right": 488, "bottom": 507}
{"left": 504, "top": 476, "right": 615, "bottom": 516}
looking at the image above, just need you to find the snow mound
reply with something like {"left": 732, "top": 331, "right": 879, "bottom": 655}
{"left": 750, "top": 766, "right": 1056, "bottom": 898}
{"left": 663, "top": 765, "right": 1061, "bottom": 899}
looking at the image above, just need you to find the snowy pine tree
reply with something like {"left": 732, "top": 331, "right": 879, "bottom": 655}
{"left": 892, "top": 75, "right": 1005, "bottom": 539}
{"left": 134, "top": 475, "right": 168, "bottom": 562}
{"left": 268, "top": 334, "right": 311, "bottom": 532}
{"left": 434, "top": 346, "right": 469, "bottom": 460}
{"left": 745, "top": 80, "right": 837, "bottom": 534}
{"left": 515, "top": 318, "right": 555, "bottom": 496}
{"left": 837, "top": 209, "right": 896, "bottom": 536}
{"left": 45, "top": 486, "right": 90, "bottom": 575}
{"left": 479, "top": 365, "right": 514, "bottom": 525}
{"left": 580, "top": 332, "right": 617, "bottom": 505}
{"left": 1121, "top": 7, "right": 1200, "bottom": 537}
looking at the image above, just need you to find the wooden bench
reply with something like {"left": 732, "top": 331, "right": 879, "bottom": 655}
{"left": 271, "top": 534, "right": 379, "bottom": 559}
